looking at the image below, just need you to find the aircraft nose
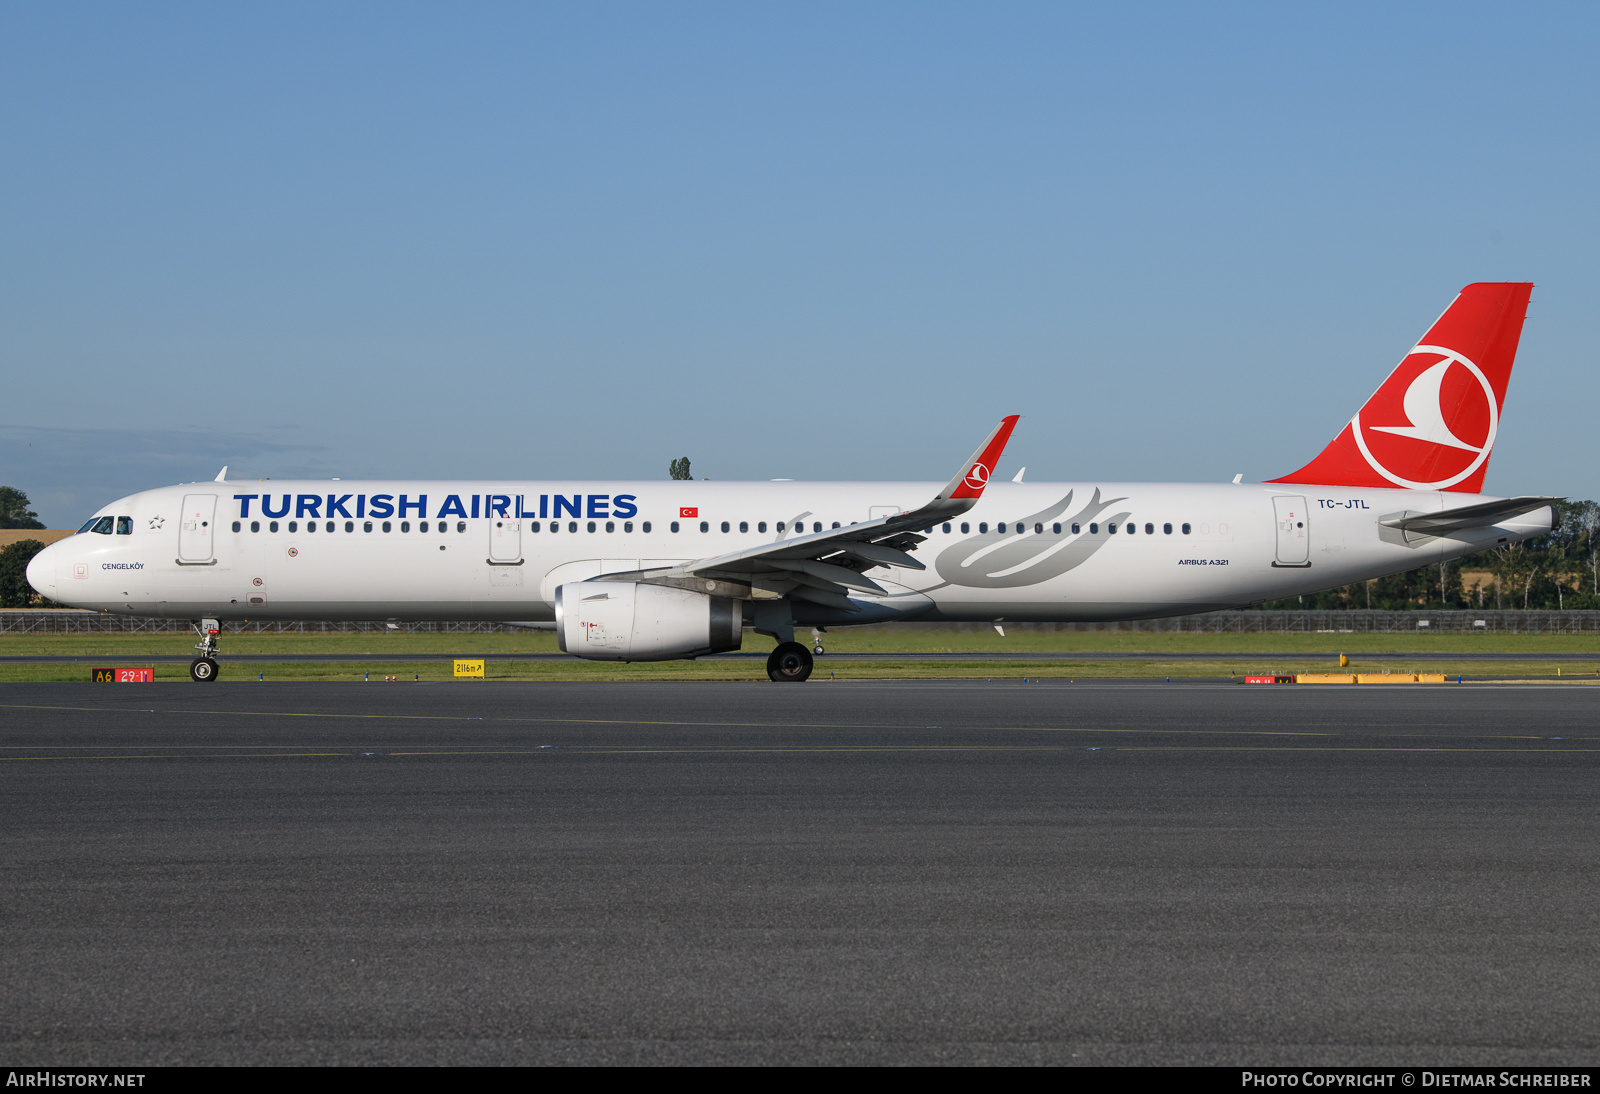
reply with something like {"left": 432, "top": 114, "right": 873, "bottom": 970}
{"left": 25, "top": 542, "right": 58, "bottom": 600}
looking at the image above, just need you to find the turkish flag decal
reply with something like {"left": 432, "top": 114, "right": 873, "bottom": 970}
{"left": 679, "top": 507, "right": 698, "bottom": 518}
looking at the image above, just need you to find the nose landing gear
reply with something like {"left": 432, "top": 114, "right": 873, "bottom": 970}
{"left": 190, "top": 619, "right": 221, "bottom": 682}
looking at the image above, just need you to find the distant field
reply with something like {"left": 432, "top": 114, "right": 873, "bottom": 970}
{"left": 3, "top": 628, "right": 1600, "bottom": 657}
{"left": 0, "top": 627, "right": 1596, "bottom": 683}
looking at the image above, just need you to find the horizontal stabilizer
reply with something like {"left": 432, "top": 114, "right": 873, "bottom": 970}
{"left": 1378, "top": 496, "right": 1561, "bottom": 537}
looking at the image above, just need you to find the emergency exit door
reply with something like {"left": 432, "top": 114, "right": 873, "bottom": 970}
{"left": 489, "top": 518, "right": 522, "bottom": 562}
{"left": 1272, "top": 495, "right": 1310, "bottom": 567}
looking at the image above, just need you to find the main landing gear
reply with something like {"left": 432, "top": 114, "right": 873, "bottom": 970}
{"left": 766, "top": 642, "right": 814, "bottom": 683}
{"left": 190, "top": 619, "right": 221, "bottom": 682}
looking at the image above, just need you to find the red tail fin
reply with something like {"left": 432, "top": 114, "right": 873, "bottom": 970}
{"left": 1268, "top": 282, "right": 1532, "bottom": 493}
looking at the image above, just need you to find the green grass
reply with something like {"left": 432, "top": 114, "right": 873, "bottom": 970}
{"left": 1, "top": 627, "right": 1596, "bottom": 683}
{"left": 2, "top": 628, "right": 1598, "bottom": 658}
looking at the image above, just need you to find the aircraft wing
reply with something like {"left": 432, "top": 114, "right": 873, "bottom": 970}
{"left": 661, "top": 415, "right": 1019, "bottom": 609}
{"left": 1378, "top": 495, "right": 1562, "bottom": 537}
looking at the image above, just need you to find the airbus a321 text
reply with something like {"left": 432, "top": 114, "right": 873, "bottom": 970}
{"left": 29, "top": 282, "right": 1557, "bottom": 682}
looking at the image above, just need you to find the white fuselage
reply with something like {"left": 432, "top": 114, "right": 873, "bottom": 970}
{"left": 28, "top": 478, "right": 1551, "bottom": 625}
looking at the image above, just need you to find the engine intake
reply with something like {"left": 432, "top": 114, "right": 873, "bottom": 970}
{"left": 555, "top": 581, "right": 742, "bottom": 661}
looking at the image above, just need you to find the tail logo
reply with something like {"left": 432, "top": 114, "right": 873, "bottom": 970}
{"left": 1351, "top": 345, "right": 1499, "bottom": 490}
{"left": 963, "top": 463, "right": 991, "bottom": 491}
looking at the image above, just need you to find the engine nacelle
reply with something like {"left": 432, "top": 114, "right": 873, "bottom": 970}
{"left": 555, "top": 580, "right": 742, "bottom": 661}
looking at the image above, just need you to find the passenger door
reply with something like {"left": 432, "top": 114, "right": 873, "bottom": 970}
{"left": 1272, "top": 495, "right": 1310, "bottom": 567}
{"left": 178, "top": 494, "right": 217, "bottom": 563}
{"left": 489, "top": 518, "right": 522, "bottom": 563}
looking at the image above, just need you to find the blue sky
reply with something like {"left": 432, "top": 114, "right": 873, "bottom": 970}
{"left": 3, "top": 2, "right": 1597, "bottom": 526}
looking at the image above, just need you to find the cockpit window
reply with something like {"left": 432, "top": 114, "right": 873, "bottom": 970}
{"left": 88, "top": 516, "right": 114, "bottom": 535}
{"left": 78, "top": 518, "right": 99, "bottom": 533}
{"left": 116, "top": 517, "right": 133, "bottom": 535}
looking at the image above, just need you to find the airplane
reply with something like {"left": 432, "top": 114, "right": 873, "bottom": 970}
{"left": 27, "top": 282, "right": 1558, "bottom": 683}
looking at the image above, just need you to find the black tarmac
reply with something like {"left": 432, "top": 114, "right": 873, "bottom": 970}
{"left": 1, "top": 679, "right": 1597, "bottom": 1065}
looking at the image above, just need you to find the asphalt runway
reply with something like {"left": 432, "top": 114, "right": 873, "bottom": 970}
{"left": 1, "top": 680, "right": 1597, "bottom": 1066}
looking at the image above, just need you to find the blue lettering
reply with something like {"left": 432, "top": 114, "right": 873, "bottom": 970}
{"left": 516, "top": 495, "right": 537, "bottom": 519}
{"left": 587, "top": 495, "right": 610, "bottom": 518}
{"left": 488, "top": 494, "right": 511, "bottom": 518}
{"left": 437, "top": 494, "right": 468, "bottom": 519}
{"left": 612, "top": 494, "right": 638, "bottom": 519}
{"left": 326, "top": 494, "right": 353, "bottom": 518}
{"left": 296, "top": 495, "right": 323, "bottom": 519}
{"left": 356, "top": 495, "right": 366, "bottom": 518}
{"left": 233, "top": 494, "right": 259, "bottom": 518}
{"left": 553, "top": 494, "right": 581, "bottom": 519}
{"left": 471, "top": 495, "right": 481, "bottom": 519}
{"left": 540, "top": 495, "right": 548, "bottom": 519}
{"left": 398, "top": 494, "right": 426, "bottom": 518}
{"left": 262, "top": 494, "right": 291, "bottom": 519}
{"left": 369, "top": 494, "right": 395, "bottom": 518}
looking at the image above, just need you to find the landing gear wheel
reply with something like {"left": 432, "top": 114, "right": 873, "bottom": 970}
{"left": 813, "top": 643, "right": 825, "bottom": 656}
{"left": 767, "top": 642, "right": 814, "bottom": 683}
{"left": 190, "top": 657, "right": 219, "bottom": 682}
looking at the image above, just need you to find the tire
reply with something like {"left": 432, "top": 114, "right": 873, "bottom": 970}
{"left": 813, "top": 644, "right": 825, "bottom": 656}
{"left": 190, "top": 657, "right": 219, "bottom": 682}
{"left": 766, "top": 642, "right": 814, "bottom": 683}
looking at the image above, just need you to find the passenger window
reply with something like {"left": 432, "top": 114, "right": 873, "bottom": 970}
{"left": 117, "top": 517, "right": 133, "bottom": 535}
{"left": 1071, "top": 523, "right": 1079, "bottom": 534}
{"left": 621, "top": 521, "right": 630, "bottom": 533}
{"left": 1052, "top": 523, "right": 1061, "bottom": 534}
{"left": 401, "top": 521, "right": 409, "bottom": 532}
{"left": 942, "top": 523, "right": 951, "bottom": 533}
{"left": 1145, "top": 523, "right": 1154, "bottom": 535}
{"left": 671, "top": 521, "right": 679, "bottom": 532}
{"left": 1035, "top": 523, "right": 1043, "bottom": 534}
{"left": 569, "top": 521, "right": 578, "bottom": 533}
{"left": 813, "top": 522, "right": 822, "bottom": 533}
{"left": 457, "top": 521, "right": 466, "bottom": 533}
{"left": 606, "top": 521, "right": 615, "bottom": 533}
{"left": 721, "top": 521, "right": 730, "bottom": 533}
{"left": 232, "top": 521, "right": 241, "bottom": 532}
{"left": 831, "top": 522, "right": 840, "bottom": 529}
{"left": 1182, "top": 523, "right": 1191, "bottom": 534}
{"left": 587, "top": 521, "right": 596, "bottom": 533}
{"left": 979, "top": 523, "right": 988, "bottom": 533}
{"left": 251, "top": 521, "right": 260, "bottom": 533}
{"left": 529, "top": 521, "right": 540, "bottom": 532}
{"left": 641, "top": 521, "right": 650, "bottom": 533}
{"left": 363, "top": 521, "right": 372, "bottom": 532}
{"left": 382, "top": 521, "right": 391, "bottom": 532}
{"left": 325, "top": 521, "right": 334, "bottom": 532}
{"left": 91, "top": 516, "right": 114, "bottom": 534}
{"left": 1090, "top": 523, "right": 1098, "bottom": 534}
{"left": 757, "top": 522, "right": 766, "bottom": 533}
{"left": 270, "top": 521, "right": 280, "bottom": 533}
{"left": 307, "top": 521, "right": 317, "bottom": 533}
{"left": 420, "top": 521, "right": 429, "bottom": 532}
{"left": 960, "top": 522, "right": 970, "bottom": 534}
{"left": 739, "top": 521, "right": 748, "bottom": 533}
{"left": 549, "top": 522, "right": 558, "bottom": 533}
{"left": 997, "top": 522, "right": 1006, "bottom": 533}
{"left": 700, "top": 521, "right": 709, "bottom": 532}
{"left": 290, "top": 521, "right": 300, "bottom": 532}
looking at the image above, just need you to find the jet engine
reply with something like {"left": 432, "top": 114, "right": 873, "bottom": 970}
{"left": 555, "top": 581, "right": 742, "bottom": 661}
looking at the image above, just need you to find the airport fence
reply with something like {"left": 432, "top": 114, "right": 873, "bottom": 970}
{"left": 5, "top": 609, "right": 1600, "bottom": 635}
